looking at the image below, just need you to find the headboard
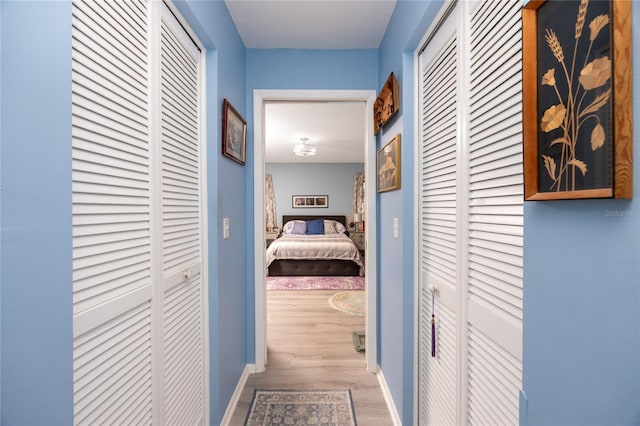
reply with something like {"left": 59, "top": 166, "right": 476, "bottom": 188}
{"left": 282, "top": 215, "right": 347, "bottom": 226}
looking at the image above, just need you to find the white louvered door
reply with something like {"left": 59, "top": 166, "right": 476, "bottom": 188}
{"left": 72, "top": 1, "right": 153, "bottom": 423}
{"left": 72, "top": 1, "right": 205, "bottom": 424}
{"left": 417, "top": 1, "right": 523, "bottom": 424}
{"left": 158, "top": 4, "right": 205, "bottom": 425}
{"left": 465, "top": 1, "right": 523, "bottom": 424}
{"left": 417, "top": 4, "right": 459, "bottom": 426}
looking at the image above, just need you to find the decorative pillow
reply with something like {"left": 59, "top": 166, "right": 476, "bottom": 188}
{"left": 282, "top": 220, "right": 307, "bottom": 235}
{"left": 324, "top": 220, "right": 346, "bottom": 234}
{"left": 306, "top": 218, "right": 325, "bottom": 235}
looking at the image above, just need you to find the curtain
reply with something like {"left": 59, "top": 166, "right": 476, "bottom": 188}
{"left": 265, "top": 174, "right": 277, "bottom": 231}
{"left": 352, "top": 172, "right": 365, "bottom": 215}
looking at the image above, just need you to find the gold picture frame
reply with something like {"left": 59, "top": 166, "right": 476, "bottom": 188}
{"left": 222, "top": 98, "right": 247, "bottom": 165}
{"left": 522, "top": 0, "right": 633, "bottom": 200}
{"left": 377, "top": 134, "right": 401, "bottom": 193}
{"left": 373, "top": 72, "right": 399, "bottom": 135}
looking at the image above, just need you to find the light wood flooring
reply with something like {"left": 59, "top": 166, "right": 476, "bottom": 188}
{"left": 228, "top": 289, "right": 394, "bottom": 425}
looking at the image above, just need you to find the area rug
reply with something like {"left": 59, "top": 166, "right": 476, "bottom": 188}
{"left": 267, "top": 275, "right": 365, "bottom": 291}
{"left": 245, "top": 389, "right": 357, "bottom": 426}
{"left": 328, "top": 291, "right": 365, "bottom": 316}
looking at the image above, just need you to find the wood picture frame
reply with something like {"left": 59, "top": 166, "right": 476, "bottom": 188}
{"left": 377, "top": 134, "right": 401, "bottom": 193}
{"left": 522, "top": 0, "right": 633, "bottom": 200}
{"left": 292, "top": 195, "right": 329, "bottom": 208}
{"left": 374, "top": 72, "right": 399, "bottom": 135}
{"left": 222, "top": 98, "right": 247, "bottom": 165}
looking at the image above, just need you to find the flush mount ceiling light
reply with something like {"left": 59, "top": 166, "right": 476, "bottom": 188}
{"left": 292, "top": 137, "right": 317, "bottom": 157}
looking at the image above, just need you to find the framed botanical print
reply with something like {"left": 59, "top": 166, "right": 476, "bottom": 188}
{"left": 377, "top": 134, "right": 401, "bottom": 192}
{"left": 522, "top": 0, "right": 632, "bottom": 200}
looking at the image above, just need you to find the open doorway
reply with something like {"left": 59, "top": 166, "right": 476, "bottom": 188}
{"left": 253, "top": 90, "right": 378, "bottom": 373}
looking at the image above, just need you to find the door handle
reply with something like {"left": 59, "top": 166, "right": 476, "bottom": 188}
{"left": 183, "top": 268, "right": 193, "bottom": 280}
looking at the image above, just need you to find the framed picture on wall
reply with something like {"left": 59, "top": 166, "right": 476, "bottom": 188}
{"left": 377, "top": 134, "right": 401, "bottom": 192}
{"left": 222, "top": 99, "right": 247, "bottom": 165}
{"left": 522, "top": 0, "right": 633, "bottom": 200}
{"left": 292, "top": 195, "right": 328, "bottom": 208}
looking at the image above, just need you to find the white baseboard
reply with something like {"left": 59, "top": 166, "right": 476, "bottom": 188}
{"left": 220, "top": 364, "right": 256, "bottom": 426}
{"left": 377, "top": 365, "right": 402, "bottom": 426}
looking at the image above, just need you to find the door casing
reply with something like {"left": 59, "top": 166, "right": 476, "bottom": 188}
{"left": 253, "top": 89, "right": 378, "bottom": 372}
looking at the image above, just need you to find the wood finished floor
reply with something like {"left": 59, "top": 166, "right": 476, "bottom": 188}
{"left": 228, "top": 289, "right": 394, "bottom": 425}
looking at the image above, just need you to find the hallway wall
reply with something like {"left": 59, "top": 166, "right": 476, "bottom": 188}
{"left": 1, "top": 2, "right": 73, "bottom": 424}
{"left": 245, "top": 48, "right": 379, "bottom": 359}
{"left": 174, "top": 1, "right": 248, "bottom": 424}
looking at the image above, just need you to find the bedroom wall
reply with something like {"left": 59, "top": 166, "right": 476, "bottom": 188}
{"left": 173, "top": 2, "right": 247, "bottom": 424}
{"left": 266, "top": 163, "right": 364, "bottom": 227}
{"left": 245, "top": 48, "right": 378, "bottom": 360}
{"left": 0, "top": 2, "right": 74, "bottom": 424}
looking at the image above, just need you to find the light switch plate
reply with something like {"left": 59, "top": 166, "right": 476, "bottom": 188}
{"left": 393, "top": 217, "right": 399, "bottom": 238}
{"left": 223, "top": 218, "right": 230, "bottom": 239}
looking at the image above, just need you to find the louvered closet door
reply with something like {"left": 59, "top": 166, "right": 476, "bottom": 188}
{"left": 417, "top": 5, "right": 459, "bottom": 426}
{"left": 159, "top": 4, "right": 205, "bottom": 425}
{"left": 466, "top": 1, "right": 523, "bottom": 424}
{"left": 72, "top": 1, "right": 153, "bottom": 424}
{"left": 418, "top": 1, "right": 523, "bottom": 424}
{"left": 72, "top": 1, "right": 205, "bottom": 424}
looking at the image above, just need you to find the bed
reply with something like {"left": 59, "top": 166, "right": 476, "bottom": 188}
{"left": 266, "top": 215, "right": 364, "bottom": 276}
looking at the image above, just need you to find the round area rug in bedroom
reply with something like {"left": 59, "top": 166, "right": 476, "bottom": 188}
{"left": 328, "top": 291, "right": 365, "bottom": 316}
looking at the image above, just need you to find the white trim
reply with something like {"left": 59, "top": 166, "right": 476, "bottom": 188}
{"left": 253, "top": 89, "right": 378, "bottom": 373}
{"left": 456, "top": 3, "right": 472, "bottom": 424}
{"left": 220, "top": 364, "right": 256, "bottom": 426}
{"left": 377, "top": 366, "right": 402, "bottom": 426}
{"left": 148, "top": 3, "right": 163, "bottom": 423}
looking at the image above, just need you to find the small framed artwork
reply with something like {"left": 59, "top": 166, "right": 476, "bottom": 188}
{"left": 522, "top": 0, "right": 633, "bottom": 200}
{"left": 377, "top": 134, "right": 401, "bottom": 192}
{"left": 222, "top": 98, "right": 247, "bottom": 165}
{"left": 292, "top": 195, "right": 328, "bottom": 208}
{"left": 373, "top": 72, "right": 399, "bottom": 135}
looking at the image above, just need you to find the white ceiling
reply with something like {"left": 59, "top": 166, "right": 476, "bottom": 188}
{"left": 224, "top": 0, "right": 397, "bottom": 49}
{"left": 265, "top": 102, "right": 365, "bottom": 163}
{"left": 225, "top": 0, "right": 397, "bottom": 163}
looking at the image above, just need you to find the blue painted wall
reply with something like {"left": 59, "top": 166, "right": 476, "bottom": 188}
{"left": 0, "top": 2, "right": 73, "bottom": 424}
{"left": 521, "top": 3, "right": 640, "bottom": 424}
{"left": 266, "top": 163, "right": 364, "bottom": 227}
{"left": 174, "top": 2, "right": 247, "bottom": 424}
{"left": 378, "top": 1, "right": 640, "bottom": 424}
{"left": 376, "top": 1, "right": 443, "bottom": 423}
{"left": 245, "top": 48, "right": 378, "bottom": 360}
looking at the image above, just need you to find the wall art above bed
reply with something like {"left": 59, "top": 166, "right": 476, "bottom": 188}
{"left": 292, "top": 195, "right": 328, "bottom": 208}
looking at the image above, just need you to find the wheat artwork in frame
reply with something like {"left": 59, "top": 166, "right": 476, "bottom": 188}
{"left": 522, "top": 0, "right": 633, "bottom": 200}
{"left": 222, "top": 98, "right": 247, "bottom": 165}
{"left": 377, "top": 134, "right": 401, "bottom": 192}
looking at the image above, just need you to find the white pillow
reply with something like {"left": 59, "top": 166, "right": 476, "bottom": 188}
{"left": 282, "top": 220, "right": 307, "bottom": 235}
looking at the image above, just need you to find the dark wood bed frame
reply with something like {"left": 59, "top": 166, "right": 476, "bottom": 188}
{"left": 267, "top": 215, "right": 361, "bottom": 276}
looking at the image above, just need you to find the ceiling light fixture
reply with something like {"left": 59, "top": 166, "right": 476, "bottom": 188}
{"left": 292, "top": 137, "right": 317, "bottom": 157}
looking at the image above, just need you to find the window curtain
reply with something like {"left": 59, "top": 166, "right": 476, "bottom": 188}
{"left": 265, "top": 174, "right": 277, "bottom": 231}
{"left": 352, "top": 172, "right": 365, "bottom": 215}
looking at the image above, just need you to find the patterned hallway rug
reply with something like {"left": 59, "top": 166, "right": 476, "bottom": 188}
{"left": 244, "top": 389, "right": 357, "bottom": 426}
{"left": 328, "top": 291, "right": 365, "bottom": 316}
{"left": 267, "top": 275, "right": 365, "bottom": 291}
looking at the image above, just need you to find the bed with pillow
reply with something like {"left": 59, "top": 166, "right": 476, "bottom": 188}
{"left": 266, "top": 215, "right": 364, "bottom": 276}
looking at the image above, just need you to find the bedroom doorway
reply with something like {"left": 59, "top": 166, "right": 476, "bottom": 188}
{"left": 253, "top": 90, "right": 378, "bottom": 373}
